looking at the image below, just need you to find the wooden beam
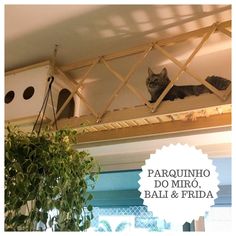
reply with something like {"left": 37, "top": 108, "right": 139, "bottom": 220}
{"left": 217, "top": 25, "right": 232, "bottom": 38}
{"left": 56, "top": 67, "right": 78, "bottom": 88}
{"left": 60, "top": 20, "right": 231, "bottom": 72}
{"left": 158, "top": 20, "right": 230, "bottom": 46}
{"left": 224, "top": 83, "right": 232, "bottom": 100}
{"left": 57, "top": 93, "right": 231, "bottom": 129}
{"left": 76, "top": 113, "right": 231, "bottom": 144}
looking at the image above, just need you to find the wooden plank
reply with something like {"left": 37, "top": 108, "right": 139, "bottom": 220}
{"left": 132, "top": 120, "right": 140, "bottom": 126}
{"left": 60, "top": 20, "right": 231, "bottom": 72}
{"left": 157, "top": 20, "right": 230, "bottom": 46}
{"left": 119, "top": 121, "right": 130, "bottom": 128}
{"left": 219, "top": 19, "right": 231, "bottom": 28}
{"left": 168, "top": 115, "right": 175, "bottom": 121}
{"left": 146, "top": 117, "right": 158, "bottom": 124}
{"left": 223, "top": 83, "right": 232, "bottom": 99}
{"left": 76, "top": 113, "right": 231, "bottom": 144}
{"left": 57, "top": 93, "right": 231, "bottom": 129}
{"left": 133, "top": 119, "right": 145, "bottom": 125}
{"left": 158, "top": 115, "right": 172, "bottom": 122}
{"left": 143, "top": 118, "right": 151, "bottom": 124}
{"left": 125, "top": 120, "right": 137, "bottom": 126}
{"left": 109, "top": 122, "right": 121, "bottom": 129}
{"left": 156, "top": 117, "right": 162, "bottom": 122}
{"left": 87, "top": 126, "right": 99, "bottom": 132}
{"left": 218, "top": 25, "right": 231, "bottom": 38}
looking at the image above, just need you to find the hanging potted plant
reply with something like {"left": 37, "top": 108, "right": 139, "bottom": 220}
{"left": 5, "top": 124, "right": 100, "bottom": 231}
{"left": 5, "top": 73, "right": 100, "bottom": 231}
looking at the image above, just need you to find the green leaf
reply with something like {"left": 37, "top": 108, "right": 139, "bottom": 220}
{"left": 87, "top": 193, "right": 93, "bottom": 201}
{"left": 29, "top": 149, "right": 37, "bottom": 159}
{"left": 15, "top": 199, "right": 24, "bottom": 209}
{"left": 27, "top": 191, "right": 36, "bottom": 201}
{"left": 13, "top": 162, "right": 22, "bottom": 172}
{"left": 27, "top": 163, "right": 37, "bottom": 173}
{"left": 15, "top": 172, "right": 24, "bottom": 184}
{"left": 16, "top": 215, "right": 28, "bottom": 225}
{"left": 83, "top": 220, "right": 91, "bottom": 230}
{"left": 35, "top": 199, "right": 41, "bottom": 209}
{"left": 87, "top": 205, "right": 93, "bottom": 212}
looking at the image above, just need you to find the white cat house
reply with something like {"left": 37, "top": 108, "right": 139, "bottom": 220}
{"left": 5, "top": 61, "right": 78, "bottom": 127}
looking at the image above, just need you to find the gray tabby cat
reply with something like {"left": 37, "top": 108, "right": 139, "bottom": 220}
{"left": 146, "top": 67, "right": 231, "bottom": 103}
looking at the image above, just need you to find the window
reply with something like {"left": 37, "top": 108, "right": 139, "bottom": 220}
{"left": 88, "top": 206, "right": 181, "bottom": 232}
{"left": 88, "top": 157, "right": 231, "bottom": 232}
{"left": 87, "top": 170, "right": 183, "bottom": 232}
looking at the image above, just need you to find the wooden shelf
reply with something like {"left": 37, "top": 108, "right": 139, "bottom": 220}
{"left": 55, "top": 93, "right": 231, "bottom": 144}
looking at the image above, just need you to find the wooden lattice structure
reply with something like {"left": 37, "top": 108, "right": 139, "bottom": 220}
{"left": 6, "top": 20, "right": 232, "bottom": 143}
{"left": 54, "top": 20, "right": 231, "bottom": 143}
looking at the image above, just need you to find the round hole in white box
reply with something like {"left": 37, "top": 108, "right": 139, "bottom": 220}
{"left": 5, "top": 90, "right": 15, "bottom": 104}
{"left": 23, "top": 86, "right": 35, "bottom": 100}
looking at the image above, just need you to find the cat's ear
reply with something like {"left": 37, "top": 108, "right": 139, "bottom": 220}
{"left": 160, "top": 68, "right": 167, "bottom": 77}
{"left": 148, "top": 67, "right": 154, "bottom": 76}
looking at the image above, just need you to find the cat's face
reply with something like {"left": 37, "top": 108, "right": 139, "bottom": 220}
{"left": 146, "top": 68, "right": 170, "bottom": 90}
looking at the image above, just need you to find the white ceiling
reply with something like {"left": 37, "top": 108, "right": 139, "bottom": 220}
{"left": 5, "top": 4, "right": 231, "bottom": 71}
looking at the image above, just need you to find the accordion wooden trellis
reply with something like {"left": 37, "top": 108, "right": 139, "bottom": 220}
{"left": 53, "top": 20, "right": 231, "bottom": 143}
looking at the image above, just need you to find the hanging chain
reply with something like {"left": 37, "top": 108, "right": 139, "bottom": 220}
{"left": 32, "top": 77, "right": 58, "bottom": 134}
